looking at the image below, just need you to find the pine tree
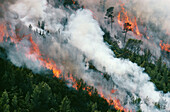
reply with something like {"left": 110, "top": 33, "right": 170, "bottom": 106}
{"left": 156, "top": 57, "right": 162, "bottom": 72}
{"left": 29, "top": 24, "right": 32, "bottom": 30}
{"left": 105, "top": 7, "right": 114, "bottom": 29}
{"left": 49, "top": 108, "right": 56, "bottom": 112}
{"left": 107, "top": 109, "right": 112, "bottom": 112}
{"left": 38, "top": 21, "right": 41, "bottom": 28}
{"left": 0, "top": 90, "right": 10, "bottom": 112}
{"left": 24, "top": 92, "right": 31, "bottom": 111}
{"left": 91, "top": 102, "right": 98, "bottom": 112}
{"left": 31, "top": 82, "right": 52, "bottom": 111}
{"left": 59, "top": 96, "right": 71, "bottom": 112}
{"left": 11, "top": 95, "right": 17, "bottom": 111}
{"left": 41, "top": 21, "right": 45, "bottom": 30}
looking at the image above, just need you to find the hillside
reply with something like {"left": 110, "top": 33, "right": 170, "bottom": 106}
{"left": 0, "top": 0, "right": 170, "bottom": 112}
{"left": 0, "top": 51, "right": 112, "bottom": 112}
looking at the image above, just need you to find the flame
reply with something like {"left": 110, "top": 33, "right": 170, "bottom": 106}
{"left": 0, "top": 22, "right": 134, "bottom": 111}
{"left": 0, "top": 23, "right": 28, "bottom": 44}
{"left": 72, "top": 0, "right": 76, "bottom": 4}
{"left": 113, "top": 99, "right": 124, "bottom": 111}
{"left": 0, "top": 23, "right": 9, "bottom": 42}
{"left": 28, "top": 37, "right": 62, "bottom": 78}
{"left": 0, "top": 23, "right": 62, "bottom": 77}
{"left": 117, "top": 4, "right": 142, "bottom": 38}
{"left": 117, "top": 2, "right": 170, "bottom": 53}
{"left": 111, "top": 89, "right": 117, "bottom": 94}
{"left": 159, "top": 40, "right": 170, "bottom": 52}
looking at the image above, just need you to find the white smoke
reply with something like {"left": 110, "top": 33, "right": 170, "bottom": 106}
{"left": 78, "top": 0, "right": 170, "bottom": 31}
{"left": 66, "top": 9, "right": 170, "bottom": 112}
{"left": 9, "top": 0, "right": 47, "bottom": 29}
{"left": 9, "top": 0, "right": 47, "bottom": 19}
{"left": 77, "top": 0, "right": 170, "bottom": 65}
{"left": 0, "top": 0, "right": 169, "bottom": 112}
{"left": 2, "top": 0, "right": 87, "bottom": 76}
{"left": 8, "top": 39, "right": 43, "bottom": 72}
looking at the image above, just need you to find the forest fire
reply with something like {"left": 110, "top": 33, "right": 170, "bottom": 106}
{"left": 117, "top": 3, "right": 170, "bottom": 53}
{"left": 72, "top": 0, "right": 76, "bottom": 4}
{"left": 0, "top": 22, "right": 133, "bottom": 112}
{"left": 117, "top": 4, "right": 142, "bottom": 38}
{"left": 159, "top": 40, "right": 170, "bottom": 52}
{"left": 0, "top": 24, "right": 8, "bottom": 42}
{"left": 0, "top": 22, "right": 61, "bottom": 78}
{"left": 111, "top": 89, "right": 117, "bottom": 94}
{"left": 0, "top": 0, "right": 170, "bottom": 111}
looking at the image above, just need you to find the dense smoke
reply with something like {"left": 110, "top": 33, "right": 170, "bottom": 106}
{"left": 78, "top": 0, "right": 170, "bottom": 64}
{"left": 1, "top": 0, "right": 85, "bottom": 75}
{"left": 0, "top": 0, "right": 169, "bottom": 112}
{"left": 66, "top": 9, "right": 170, "bottom": 112}
{"left": 0, "top": 0, "right": 16, "bottom": 18}
{"left": 78, "top": 0, "right": 170, "bottom": 34}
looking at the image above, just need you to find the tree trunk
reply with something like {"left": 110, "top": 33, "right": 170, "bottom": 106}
{"left": 124, "top": 31, "right": 127, "bottom": 43}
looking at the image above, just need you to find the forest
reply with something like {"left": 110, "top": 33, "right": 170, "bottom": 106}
{"left": 0, "top": 29, "right": 169, "bottom": 112}
{"left": 0, "top": 0, "right": 170, "bottom": 112}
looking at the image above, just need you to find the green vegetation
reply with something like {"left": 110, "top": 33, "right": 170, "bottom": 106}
{"left": 0, "top": 27, "right": 169, "bottom": 112}
{"left": 103, "top": 29, "right": 170, "bottom": 93}
{"left": 0, "top": 50, "right": 116, "bottom": 112}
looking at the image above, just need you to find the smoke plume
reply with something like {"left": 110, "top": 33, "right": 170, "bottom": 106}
{"left": 0, "top": 0, "right": 169, "bottom": 112}
{"left": 66, "top": 9, "right": 170, "bottom": 112}
{"left": 78, "top": 0, "right": 170, "bottom": 65}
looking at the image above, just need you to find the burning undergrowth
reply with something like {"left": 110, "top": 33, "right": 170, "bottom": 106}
{"left": 0, "top": 0, "right": 170, "bottom": 112}
{"left": 78, "top": 0, "right": 170, "bottom": 67}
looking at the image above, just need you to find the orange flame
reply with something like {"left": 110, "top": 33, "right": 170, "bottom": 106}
{"left": 0, "top": 23, "right": 133, "bottom": 111}
{"left": 117, "top": 4, "right": 142, "bottom": 38}
{"left": 159, "top": 40, "right": 170, "bottom": 52}
{"left": 113, "top": 99, "right": 124, "bottom": 111}
{"left": 111, "top": 89, "right": 117, "bottom": 94}
{"left": 72, "top": 0, "right": 76, "bottom": 4}
{"left": 0, "top": 23, "right": 9, "bottom": 42}
{"left": 0, "top": 23, "right": 62, "bottom": 77}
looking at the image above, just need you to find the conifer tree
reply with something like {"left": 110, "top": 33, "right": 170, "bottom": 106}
{"left": 0, "top": 90, "right": 10, "bottom": 112}
{"left": 59, "top": 96, "right": 71, "bottom": 112}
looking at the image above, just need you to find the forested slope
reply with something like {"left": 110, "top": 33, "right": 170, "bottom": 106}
{"left": 103, "top": 30, "right": 170, "bottom": 93}
{"left": 0, "top": 50, "right": 113, "bottom": 112}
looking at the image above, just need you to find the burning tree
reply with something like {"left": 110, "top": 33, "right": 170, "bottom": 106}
{"left": 122, "top": 22, "right": 133, "bottom": 43}
{"left": 117, "top": 4, "right": 142, "bottom": 44}
{"left": 105, "top": 7, "right": 114, "bottom": 29}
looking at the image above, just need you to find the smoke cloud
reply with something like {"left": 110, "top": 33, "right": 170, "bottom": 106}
{"left": 77, "top": 0, "right": 170, "bottom": 65}
{"left": 66, "top": 9, "right": 170, "bottom": 112}
{"left": 0, "top": 0, "right": 169, "bottom": 112}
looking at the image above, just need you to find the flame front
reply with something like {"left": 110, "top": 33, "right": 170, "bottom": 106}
{"left": 117, "top": 4, "right": 142, "bottom": 38}
{"left": 117, "top": 3, "right": 170, "bottom": 53}
{"left": 0, "top": 22, "right": 62, "bottom": 77}
{"left": 0, "top": 22, "right": 133, "bottom": 112}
